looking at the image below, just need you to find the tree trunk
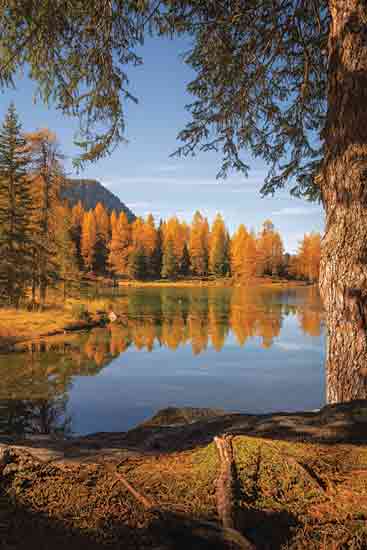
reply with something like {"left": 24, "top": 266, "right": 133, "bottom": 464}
{"left": 321, "top": 1, "right": 367, "bottom": 403}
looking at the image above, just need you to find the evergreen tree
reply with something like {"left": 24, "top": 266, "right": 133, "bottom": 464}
{"left": 180, "top": 242, "right": 190, "bottom": 276}
{"left": 0, "top": 104, "right": 32, "bottom": 306}
{"left": 25, "top": 128, "right": 64, "bottom": 306}
{"left": 151, "top": 220, "right": 163, "bottom": 278}
{"left": 161, "top": 238, "right": 178, "bottom": 279}
{"left": 127, "top": 246, "right": 146, "bottom": 280}
{"left": 94, "top": 202, "right": 110, "bottom": 274}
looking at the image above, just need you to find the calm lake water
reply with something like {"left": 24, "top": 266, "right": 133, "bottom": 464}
{"left": 0, "top": 286, "right": 325, "bottom": 436}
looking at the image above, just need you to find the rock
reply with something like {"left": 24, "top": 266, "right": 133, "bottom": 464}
{"left": 108, "top": 311, "right": 118, "bottom": 322}
{"left": 142, "top": 406, "right": 228, "bottom": 427}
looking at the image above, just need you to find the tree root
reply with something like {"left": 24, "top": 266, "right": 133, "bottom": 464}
{"left": 111, "top": 437, "right": 255, "bottom": 549}
{"left": 214, "top": 435, "right": 255, "bottom": 549}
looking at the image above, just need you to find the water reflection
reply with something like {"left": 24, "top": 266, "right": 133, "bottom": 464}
{"left": 0, "top": 286, "right": 326, "bottom": 436}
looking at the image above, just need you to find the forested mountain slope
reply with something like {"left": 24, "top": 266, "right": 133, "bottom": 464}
{"left": 61, "top": 179, "right": 135, "bottom": 221}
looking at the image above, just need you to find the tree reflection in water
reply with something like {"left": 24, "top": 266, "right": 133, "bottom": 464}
{"left": 0, "top": 286, "right": 336, "bottom": 436}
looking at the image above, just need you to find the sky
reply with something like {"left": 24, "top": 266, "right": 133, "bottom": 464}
{"left": 0, "top": 36, "right": 324, "bottom": 253}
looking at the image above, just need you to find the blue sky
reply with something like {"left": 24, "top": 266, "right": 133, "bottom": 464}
{"left": 0, "top": 36, "right": 324, "bottom": 253}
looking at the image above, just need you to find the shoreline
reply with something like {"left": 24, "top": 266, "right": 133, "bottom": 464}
{"left": 117, "top": 277, "right": 315, "bottom": 289}
{"left": 0, "top": 279, "right": 316, "bottom": 352}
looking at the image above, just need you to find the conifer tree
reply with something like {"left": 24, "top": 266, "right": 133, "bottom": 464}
{"left": 209, "top": 213, "right": 229, "bottom": 277}
{"left": 26, "top": 128, "right": 64, "bottom": 306}
{"left": 108, "top": 211, "right": 130, "bottom": 277}
{"left": 180, "top": 243, "right": 190, "bottom": 276}
{"left": 295, "top": 233, "right": 321, "bottom": 282}
{"left": 0, "top": 104, "right": 32, "bottom": 306}
{"left": 189, "top": 211, "right": 209, "bottom": 277}
{"left": 55, "top": 203, "right": 80, "bottom": 298}
{"left": 110, "top": 210, "right": 118, "bottom": 236}
{"left": 151, "top": 220, "right": 163, "bottom": 278}
{"left": 71, "top": 201, "right": 85, "bottom": 270}
{"left": 141, "top": 214, "right": 158, "bottom": 278}
{"left": 94, "top": 202, "right": 110, "bottom": 274}
{"left": 127, "top": 246, "right": 146, "bottom": 280}
{"left": 257, "top": 220, "right": 284, "bottom": 276}
{"left": 161, "top": 238, "right": 178, "bottom": 279}
{"left": 230, "top": 225, "right": 257, "bottom": 281}
{"left": 81, "top": 210, "right": 97, "bottom": 272}
{"left": 162, "top": 216, "right": 187, "bottom": 275}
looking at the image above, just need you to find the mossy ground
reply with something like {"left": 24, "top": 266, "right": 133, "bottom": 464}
{"left": 1, "top": 435, "right": 366, "bottom": 549}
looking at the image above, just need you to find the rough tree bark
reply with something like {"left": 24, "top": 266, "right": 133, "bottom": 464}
{"left": 321, "top": 0, "right": 367, "bottom": 403}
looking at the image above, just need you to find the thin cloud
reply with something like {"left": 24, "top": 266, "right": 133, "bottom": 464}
{"left": 275, "top": 342, "right": 306, "bottom": 351}
{"left": 272, "top": 206, "right": 320, "bottom": 217}
{"left": 127, "top": 201, "right": 152, "bottom": 210}
{"left": 156, "top": 163, "right": 179, "bottom": 173}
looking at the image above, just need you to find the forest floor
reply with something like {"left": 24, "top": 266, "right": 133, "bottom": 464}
{"left": 1, "top": 401, "right": 367, "bottom": 549}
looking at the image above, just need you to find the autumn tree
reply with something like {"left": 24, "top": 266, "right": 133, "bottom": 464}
{"left": 54, "top": 203, "right": 80, "bottom": 298}
{"left": 189, "top": 211, "right": 209, "bottom": 277}
{"left": 141, "top": 214, "right": 159, "bottom": 278}
{"left": 295, "top": 233, "right": 322, "bottom": 282}
{"left": 0, "top": 104, "right": 32, "bottom": 306}
{"left": 26, "top": 128, "right": 64, "bottom": 306}
{"left": 108, "top": 211, "right": 131, "bottom": 277}
{"left": 151, "top": 220, "right": 163, "bottom": 278}
{"left": 110, "top": 210, "right": 118, "bottom": 236}
{"left": 127, "top": 246, "right": 146, "bottom": 280}
{"left": 209, "top": 213, "right": 229, "bottom": 277}
{"left": 70, "top": 201, "right": 85, "bottom": 270}
{"left": 162, "top": 216, "right": 188, "bottom": 275}
{"left": 94, "top": 202, "right": 110, "bottom": 274}
{"left": 257, "top": 220, "right": 284, "bottom": 277}
{"left": 3, "top": 2, "right": 367, "bottom": 393}
{"left": 230, "top": 225, "right": 257, "bottom": 281}
{"left": 81, "top": 210, "right": 97, "bottom": 272}
{"left": 161, "top": 238, "right": 178, "bottom": 279}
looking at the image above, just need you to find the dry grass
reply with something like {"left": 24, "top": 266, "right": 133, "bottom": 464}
{"left": 0, "top": 308, "right": 74, "bottom": 346}
{"left": 118, "top": 277, "right": 312, "bottom": 289}
{"left": 1, "top": 436, "right": 367, "bottom": 549}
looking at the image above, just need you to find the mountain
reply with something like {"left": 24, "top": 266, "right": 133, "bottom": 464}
{"left": 61, "top": 179, "right": 135, "bottom": 221}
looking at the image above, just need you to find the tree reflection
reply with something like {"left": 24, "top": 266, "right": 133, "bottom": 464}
{"left": 0, "top": 286, "right": 327, "bottom": 436}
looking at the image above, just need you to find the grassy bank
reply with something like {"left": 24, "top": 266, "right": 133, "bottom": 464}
{"left": 0, "top": 297, "right": 115, "bottom": 350}
{"left": 118, "top": 276, "right": 313, "bottom": 289}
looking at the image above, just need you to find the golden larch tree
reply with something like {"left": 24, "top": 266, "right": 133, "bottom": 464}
{"left": 108, "top": 211, "right": 131, "bottom": 276}
{"left": 189, "top": 211, "right": 209, "bottom": 276}
{"left": 81, "top": 210, "right": 97, "bottom": 271}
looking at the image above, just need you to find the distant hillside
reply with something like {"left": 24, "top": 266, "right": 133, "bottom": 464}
{"left": 61, "top": 179, "right": 135, "bottom": 221}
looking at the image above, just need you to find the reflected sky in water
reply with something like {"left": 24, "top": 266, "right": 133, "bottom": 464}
{"left": 0, "top": 286, "right": 325, "bottom": 436}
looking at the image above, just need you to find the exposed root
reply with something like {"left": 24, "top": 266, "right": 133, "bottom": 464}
{"left": 214, "top": 434, "right": 236, "bottom": 529}
{"left": 214, "top": 435, "right": 255, "bottom": 549}
{"left": 112, "top": 472, "right": 155, "bottom": 510}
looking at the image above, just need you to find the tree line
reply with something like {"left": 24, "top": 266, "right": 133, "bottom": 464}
{"left": 0, "top": 105, "right": 321, "bottom": 308}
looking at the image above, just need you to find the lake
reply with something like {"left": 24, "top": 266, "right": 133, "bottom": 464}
{"left": 0, "top": 285, "right": 325, "bottom": 436}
